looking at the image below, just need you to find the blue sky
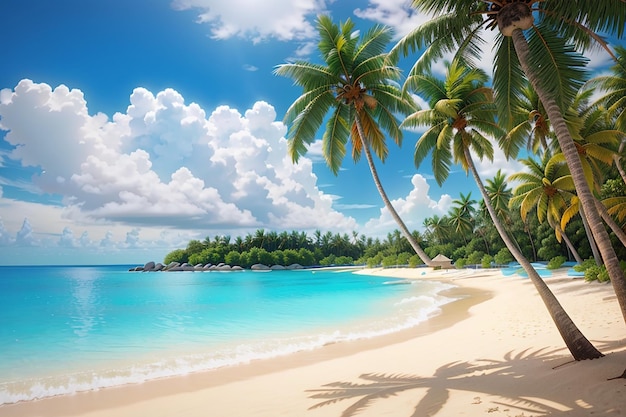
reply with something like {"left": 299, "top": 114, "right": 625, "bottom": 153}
{"left": 0, "top": 1, "right": 618, "bottom": 265}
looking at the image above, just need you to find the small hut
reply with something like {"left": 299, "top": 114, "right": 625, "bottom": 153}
{"left": 431, "top": 254, "right": 453, "bottom": 269}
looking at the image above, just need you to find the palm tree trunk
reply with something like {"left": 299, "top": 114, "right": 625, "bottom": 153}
{"left": 578, "top": 202, "right": 602, "bottom": 266}
{"left": 354, "top": 114, "right": 433, "bottom": 266}
{"left": 465, "top": 147, "right": 603, "bottom": 360}
{"left": 614, "top": 139, "right": 626, "bottom": 185}
{"left": 524, "top": 220, "right": 538, "bottom": 262}
{"left": 553, "top": 221, "right": 584, "bottom": 264}
{"left": 512, "top": 29, "right": 626, "bottom": 326}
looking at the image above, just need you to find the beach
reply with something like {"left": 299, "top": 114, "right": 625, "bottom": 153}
{"left": 2, "top": 267, "right": 625, "bottom": 417}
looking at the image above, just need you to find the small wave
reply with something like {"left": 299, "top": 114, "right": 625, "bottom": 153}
{"left": 382, "top": 279, "right": 412, "bottom": 285}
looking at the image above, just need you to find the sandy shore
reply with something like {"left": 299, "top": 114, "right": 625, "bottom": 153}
{"left": 2, "top": 267, "right": 625, "bottom": 417}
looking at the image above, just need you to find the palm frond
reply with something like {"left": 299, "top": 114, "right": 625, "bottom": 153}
{"left": 323, "top": 105, "right": 350, "bottom": 174}
{"left": 526, "top": 24, "right": 589, "bottom": 112}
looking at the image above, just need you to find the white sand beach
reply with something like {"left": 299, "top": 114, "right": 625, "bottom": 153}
{"left": 2, "top": 267, "right": 625, "bottom": 417}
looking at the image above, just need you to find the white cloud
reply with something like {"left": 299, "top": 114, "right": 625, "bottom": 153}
{"left": 171, "top": 0, "right": 328, "bottom": 43}
{"left": 354, "top": 0, "right": 430, "bottom": 39}
{"left": 0, "top": 79, "right": 360, "bottom": 259}
{"left": 15, "top": 218, "right": 35, "bottom": 246}
{"left": 364, "top": 174, "right": 451, "bottom": 237}
{"left": 242, "top": 64, "right": 258, "bottom": 72}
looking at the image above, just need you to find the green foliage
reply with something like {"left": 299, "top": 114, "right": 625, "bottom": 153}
{"left": 481, "top": 254, "right": 493, "bottom": 269}
{"left": 408, "top": 254, "right": 423, "bottom": 268}
{"left": 164, "top": 249, "right": 187, "bottom": 265}
{"left": 298, "top": 248, "right": 316, "bottom": 266}
{"left": 598, "top": 267, "right": 610, "bottom": 283}
{"left": 547, "top": 255, "right": 567, "bottom": 270}
{"left": 455, "top": 257, "right": 468, "bottom": 269}
{"left": 584, "top": 265, "right": 604, "bottom": 282}
{"left": 381, "top": 254, "right": 398, "bottom": 268}
{"left": 493, "top": 248, "right": 513, "bottom": 266}
{"left": 225, "top": 251, "right": 242, "bottom": 267}
{"left": 335, "top": 256, "right": 354, "bottom": 265}
{"left": 573, "top": 258, "right": 596, "bottom": 272}
{"left": 467, "top": 251, "right": 485, "bottom": 265}
{"left": 396, "top": 252, "right": 411, "bottom": 266}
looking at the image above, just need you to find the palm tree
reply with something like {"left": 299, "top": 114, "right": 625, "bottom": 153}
{"left": 423, "top": 215, "right": 450, "bottom": 245}
{"left": 394, "top": 0, "right": 626, "bottom": 325}
{"left": 449, "top": 193, "right": 477, "bottom": 244}
{"left": 275, "top": 16, "right": 432, "bottom": 266}
{"left": 509, "top": 153, "right": 584, "bottom": 264}
{"left": 485, "top": 170, "right": 532, "bottom": 258}
{"left": 402, "top": 58, "right": 602, "bottom": 360}
{"left": 585, "top": 45, "right": 626, "bottom": 184}
{"left": 485, "top": 170, "right": 512, "bottom": 223}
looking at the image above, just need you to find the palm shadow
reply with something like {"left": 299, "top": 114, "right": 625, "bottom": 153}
{"left": 307, "top": 341, "right": 626, "bottom": 417}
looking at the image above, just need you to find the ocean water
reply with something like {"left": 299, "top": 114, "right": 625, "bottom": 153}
{"left": 0, "top": 265, "right": 456, "bottom": 404}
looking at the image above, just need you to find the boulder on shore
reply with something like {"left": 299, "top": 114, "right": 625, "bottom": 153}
{"left": 251, "top": 263, "right": 270, "bottom": 270}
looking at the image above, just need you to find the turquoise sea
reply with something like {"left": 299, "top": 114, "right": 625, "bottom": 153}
{"left": 0, "top": 265, "right": 455, "bottom": 404}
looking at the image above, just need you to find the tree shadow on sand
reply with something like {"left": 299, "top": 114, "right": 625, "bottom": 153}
{"left": 307, "top": 341, "right": 626, "bottom": 417}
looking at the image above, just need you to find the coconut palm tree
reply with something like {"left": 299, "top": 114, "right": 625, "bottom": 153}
{"left": 393, "top": 0, "right": 626, "bottom": 325}
{"left": 449, "top": 193, "right": 477, "bottom": 244}
{"left": 402, "top": 58, "right": 602, "bottom": 359}
{"left": 423, "top": 215, "right": 450, "bottom": 245}
{"left": 509, "top": 153, "right": 584, "bottom": 264}
{"left": 585, "top": 45, "right": 626, "bottom": 184}
{"left": 275, "top": 16, "right": 433, "bottom": 266}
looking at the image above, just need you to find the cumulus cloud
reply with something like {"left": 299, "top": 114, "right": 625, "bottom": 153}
{"left": 0, "top": 79, "right": 358, "bottom": 247}
{"left": 15, "top": 218, "right": 35, "bottom": 246}
{"left": 0, "top": 216, "right": 13, "bottom": 246}
{"left": 364, "top": 174, "right": 451, "bottom": 237}
{"left": 171, "top": 0, "right": 327, "bottom": 43}
{"left": 354, "top": 0, "right": 430, "bottom": 39}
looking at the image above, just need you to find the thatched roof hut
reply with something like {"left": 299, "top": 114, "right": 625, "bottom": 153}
{"left": 431, "top": 254, "right": 453, "bottom": 269}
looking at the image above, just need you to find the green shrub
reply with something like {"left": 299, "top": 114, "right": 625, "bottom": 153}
{"left": 408, "top": 254, "right": 423, "bottom": 268}
{"left": 573, "top": 258, "right": 596, "bottom": 272}
{"left": 467, "top": 251, "right": 485, "bottom": 265}
{"left": 334, "top": 256, "right": 354, "bottom": 265}
{"left": 493, "top": 248, "right": 513, "bottom": 266}
{"left": 598, "top": 266, "right": 610, "bottom": 283}
{"left": 455, "top": 258, "right": 468, "bottom": 269}
{"left": 584, "top": 265, "right": 602, "bottom": 282}
{"left": 481, "top": 254, "right": 493, "bottom": 269}
{"left": 547, "top": 255, "right": 567, "bottom": 270}
{"left": 382, "top": 255, "right": 397, "bottom": 267}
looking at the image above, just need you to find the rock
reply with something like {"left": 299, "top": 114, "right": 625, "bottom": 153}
{"left": 143, "top": 261, "right": 156, "bottom": 271}
{"left": 251, "top": 263, "right": 270, "bottom": 270}
{"left": 287, "top": 263, "right": 304, "bottom": 270}
{"left": 270, "top": 265, "right": 286, "bottom": 270}
{"left": 164, "top": 262, "right": 180, "bottom": 271}
{"left": 231, "top": 266, "right": 244, "bottom": 271}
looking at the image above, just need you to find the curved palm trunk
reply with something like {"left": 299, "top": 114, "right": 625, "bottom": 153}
{"left": 512, "top": 29, "right": 626, "bottom": 325}
{"left": 524, "top": 220, "right": 538, "bottom": 262}
{"left": 465, "top": 147, "right": 603, "bottom": 360}
{"left": 578, "top": 203, "right": 603, "bottom": 266}
{"left": 596, "top": 199, "right": 626, "bottom": 248}
{"left": 614, "top": 139, "right": 626, "bottom": 185}
{"left": 551, "top": 219, "right": 584, "bottom": 264}
{"left": 354, "top": 115, "right": 433, "bottom": 266}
